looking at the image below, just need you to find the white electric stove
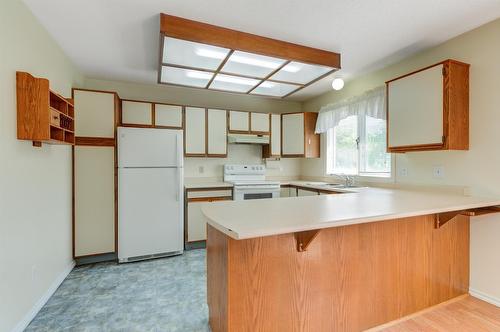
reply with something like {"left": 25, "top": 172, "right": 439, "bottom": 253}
{"left": 224, "top": 164, "right": 280, "bottom": 200}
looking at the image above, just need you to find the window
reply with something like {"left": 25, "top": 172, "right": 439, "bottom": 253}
{"left": 326, "top": 113, "right": 391, "bottom": 177}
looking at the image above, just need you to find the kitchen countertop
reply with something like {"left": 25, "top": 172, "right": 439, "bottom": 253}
{"left": 201, "top": 187, "right": 500, "bottom": 240}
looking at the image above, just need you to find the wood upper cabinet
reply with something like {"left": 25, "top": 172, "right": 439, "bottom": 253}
{"left": 207, "top": 109, "right": 227, "bottom": 156}
{"left": 229, "top": 110, "right": 250, "bottom": 132}
{"left": 74, "top": 89, "right": 116, "bottom": 138}
{"left": 250, "top": 112, "right": 270, "bottom": 133}
{"left": 121, "top": 100, "right": 152, "bottom": 126}
{"left": 16, "top": 72, "right": 75, "bottom": 146}
{"left": 262, "top": 114, "right": 281, "bottom": 158}
{"left": 185, "top": 107, "right": 206, "bottom": 156}
{"left": 387, "top": 59, "right": 469, "bottom": 152}
{"left": 281, "top": 112, "right": 320, "bottom": 158}
{"left": 154, "top": 104, "right": 183, "bottom": 128}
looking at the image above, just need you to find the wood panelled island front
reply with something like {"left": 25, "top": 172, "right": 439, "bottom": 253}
{"left": 207, "top": 214, "right": 469, "bottom": 331}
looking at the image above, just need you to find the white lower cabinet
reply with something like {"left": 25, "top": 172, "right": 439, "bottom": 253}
{"left": 298, "top": 188, "right": 318, "bottom": 196}
{"left": 74, "top": 146, "right": 115, "bottom": 257}
{"left": 186, "top": 190, "right": 232, "bottom": 242}
{"left": 187, "top": 201, "right": 206, "bottom": 242}
{"left": 280, "top": 187, "right": 290, "bottom": 198}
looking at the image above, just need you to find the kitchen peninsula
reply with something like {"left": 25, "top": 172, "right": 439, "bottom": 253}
{"left": 202, "top": 188, "right": 500, "bottom": 332}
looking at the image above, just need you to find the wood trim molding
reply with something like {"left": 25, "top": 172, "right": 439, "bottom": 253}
{"left": 160, "top": 14, "right": 340, "bottom": 68}
{"left": 75, "top": 136, "right": 115, "bottom": 147}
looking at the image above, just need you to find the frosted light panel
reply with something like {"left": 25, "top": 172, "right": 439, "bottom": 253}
{"left": 209, "top": 74, "right": 260, "bottom": 93}
{"left": 270, "top": 62, "right": 333, "bottom": 84}
{"left": 221, "top": 51, "right": 287, "bottom": 78}
{"left": 163, "top": 37, "right": 230, "bottom": 70}
{"left": 161, "top": 66, "right": 213, "bottom": 87}
{"left": 251, "top": 81, "right": 298, "bottom": 97}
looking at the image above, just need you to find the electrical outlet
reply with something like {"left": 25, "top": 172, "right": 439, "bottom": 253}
{"left": 433, "top": 166, "right": 445, "bottom": 179}
{"left": 399, "top": 168, "right": 408, "bottom": 177}
{"left": 198, "top": 166, "right": 204, "bottom": 174}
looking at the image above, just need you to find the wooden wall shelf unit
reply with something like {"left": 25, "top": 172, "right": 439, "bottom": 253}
{"left": 386, "top": 59, "right": 469, "bottom": 153}
{"left": 17, "top": 72, "right": 75, "bottom": 146}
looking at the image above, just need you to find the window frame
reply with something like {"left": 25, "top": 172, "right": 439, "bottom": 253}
{"left": 325, "top": 112, "right": 394, "bottom": 181}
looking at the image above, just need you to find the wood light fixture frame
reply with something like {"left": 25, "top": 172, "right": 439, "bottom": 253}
{"left": 158, "top": 13, "right": 341, "bottom": 98}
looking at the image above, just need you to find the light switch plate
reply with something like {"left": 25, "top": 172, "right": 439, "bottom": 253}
{"left": 399, "top": 168, "right": 408, "bottom": 177}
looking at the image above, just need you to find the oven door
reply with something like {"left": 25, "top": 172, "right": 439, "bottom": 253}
{"left": 233, "top": 185, "right": 281, "bottom": 201}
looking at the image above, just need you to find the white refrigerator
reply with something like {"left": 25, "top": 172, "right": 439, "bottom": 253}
{"left": 117, "top": 127, "right": 183, "bottom": 263}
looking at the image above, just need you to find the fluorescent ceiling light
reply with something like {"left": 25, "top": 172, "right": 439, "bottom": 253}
{"left": 194, "top": 48, "right": 227, "bottom": 60}
{"left": 186, "top": 71, "right": 213, "bottom": 80}
{"left": 281, "top": 64, "right": 300, "bottom": 73}
{"left": 214, "top": 75, "right": 257, "bottom": 86}
{"left": 229, "top": 54, "right": 281, "bottom": 69}
{"left": 259, "top": 82, "right": 275, "bottom": 88}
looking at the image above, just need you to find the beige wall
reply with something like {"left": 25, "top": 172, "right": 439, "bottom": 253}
{"left": 302, "top": 18, "right": 500, "bottom": 303}
{"left": 83, "top": 78, "right": 304, "bottom": 180}
{"left": 0, "top": 1, "right": 84, "bottom": 331}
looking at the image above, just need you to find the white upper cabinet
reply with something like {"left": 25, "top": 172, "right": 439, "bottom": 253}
{"left": 185, "top": 107, "right": 206, "bottom": 155}
{"left": 387, "top": 65, "right": 443, "bottom": 148}
{"left": 154, "top": 104, "right": 183, "bottom": 128}
{"left": 207, "top": 109, "right": 227, "bottom": 156}
{"left": 263, "top": 114, "right": 281, "bottom": 158}
{"left": 122, "top": 100, "right": 152, "bottom": 126}
{"left": 270, "top": 114, "right": 281, "bottom": 155}
{"left": 282, "top": 113, "right": 305, "bottom": 156}
{"left": 250, "top": 112, "right": 270, "bottom": 133}
{"left": 74, "top": 90, "right": 115, "bottom": 137}
{"left": 229, "top": 110, "right": 249, "bottom": 132}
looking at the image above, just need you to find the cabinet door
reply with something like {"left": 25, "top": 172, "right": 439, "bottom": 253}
{"left": 229, "top": 111, "right": 249, "bottom": 132}
{"left": 280, "top": 187, "right": 290, "bottom": 198}
{"left": 298, "top": 188, "right": 318, "bottom": 196}
{"left": 207, "top": 109, "right": 227, "bottom": 156}
{"left": 270, "top": 114, "right": 281, "bottom": 156}
{"left": 388, "top": 64, "right": 443, "bottom": 148}
{"left": 185, "top": 107, "right": 206, "bottom": 156}
{"left": 74, "top": 146, "right": 115, "bottom": 257}
{"left": 187, "top": 201, "right": 206, "bottom": 242}
{"left": 74, "top": 90, "right": 115, "bottom": 137}
{"left": 282, "top": 113, "right": 304, "bottom": 156}
{"left": 122, "top": 100, "right": 152, "bottom": 126}
{"left": 250, "top": 112, "right": 270, "bottom": 133}
{"left": 155, "top": 104, "right": 182, "bottom": 128}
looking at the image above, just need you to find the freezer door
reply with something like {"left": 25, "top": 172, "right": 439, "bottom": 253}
{"left": 118, "top": 167, "right": 183, "bottom": 260}
{"left": 118, "top": 127, "right": 183, "bottom": 168}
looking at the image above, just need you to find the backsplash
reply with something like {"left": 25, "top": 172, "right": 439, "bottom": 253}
{"left": 184, "top": 144, "right": 301, "bottom": 179}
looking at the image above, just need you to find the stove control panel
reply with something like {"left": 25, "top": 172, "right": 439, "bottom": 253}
{"left": 224, "top": 164, "right": 266, "bottom": 175}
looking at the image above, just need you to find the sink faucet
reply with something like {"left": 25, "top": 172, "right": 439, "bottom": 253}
{"left": 334, "top": 174, "right": 355, "bottom": 187}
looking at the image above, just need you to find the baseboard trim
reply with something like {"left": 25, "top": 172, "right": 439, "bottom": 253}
{"left": 469, "top": 288, "right": 500, "bottom": 307}
{"left": 12, "top": 260, "right": 75, "bottom": 332}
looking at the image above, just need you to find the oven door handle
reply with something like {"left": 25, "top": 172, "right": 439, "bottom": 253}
{"left": 234, "top": 185, "right": 280, "bottom": 190}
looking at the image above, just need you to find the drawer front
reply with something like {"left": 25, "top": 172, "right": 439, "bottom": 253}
{"left": 50, "top": 109, "right": 60, "bottom": 126}
{"left": 187, "top": 190, "right": 233, "bottom": 199}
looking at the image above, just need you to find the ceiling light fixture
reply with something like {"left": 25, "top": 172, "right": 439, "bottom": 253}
{"left": 159, "top": 14, "right": 341, "bottom": 98}
{"left": 195, "top": 48, "right": 227, "bottom": 60}
{"left": 214, "top": 75, "right": 257, "bottom": 86}
{"left": 186, "top": 71, "right": 213, "bottom": 80}
{"left": 331, "top": 78, "right": 344, "bottom": 90}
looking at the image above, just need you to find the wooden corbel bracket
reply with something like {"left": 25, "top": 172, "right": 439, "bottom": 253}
{"left": 295, "top": 229, "right": 321, "bottom": 252}
{"left": 435, "top": 206, "right": 500, "bottom": 229}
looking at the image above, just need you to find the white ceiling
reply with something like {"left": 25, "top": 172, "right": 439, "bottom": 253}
{"left": 23, "top": 0, "right": 500, "bottom": 101}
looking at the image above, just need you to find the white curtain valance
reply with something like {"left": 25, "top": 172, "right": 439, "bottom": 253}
{"left": 315, "top": 86, "right": 386, "bottom": 133}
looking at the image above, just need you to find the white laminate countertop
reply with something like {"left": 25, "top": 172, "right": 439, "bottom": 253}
{"left": 201, "top": 187, "right": 500, "bottom": 240}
